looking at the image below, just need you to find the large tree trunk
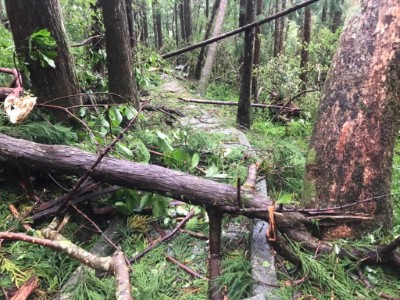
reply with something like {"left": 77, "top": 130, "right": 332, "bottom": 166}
{"left": 0, "top": 133, "right": 269, "bottom": 214}
{"left": 251, "top": 0, "right": 264, "bottom": 101}
{"left": 139, "top": 0, "right": 149, "bottom": 46}
{"left": 152, "top": 0, "right": 163, "bottom": 50}
{"left": 5, "top": 0, "right": 82, "bottom": 115}
{"left": 101, "top": 0, "right": 139, "bottom": 108}
{"left": 193, "top": 0, "right": 220, "bottom": 80}
{"left": 299, "top": 5, "right": 311, "bottom": 89}
{"left": 125, "top": 0, "right": 136, "bottom": 49}
{"left": 237, "top": 0, "right": 255, "bottom": 130}
{"left": 273, "top": 0, "right": 281, "bottom": 57}
{"left": 184, "top": 0, "right": 192, "bottom": 42}
{"left": 197, "top": 0, "right": 228, "bottom": 96}
{"left": 303, "top": 0, "right": 400, "bottom": 238}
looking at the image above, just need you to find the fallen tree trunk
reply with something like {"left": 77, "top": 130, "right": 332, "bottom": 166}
{"left": 0, "top": 133, "right": 271, "bottom": 214}
{"left": 0, "top": 133, "right": 399, "bottom": 268}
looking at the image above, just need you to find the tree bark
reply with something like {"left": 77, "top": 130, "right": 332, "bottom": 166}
{"left": 251, "top": 0, "right": 264, "bottom": 101}
{"left": 273, "top": 0, "right": 281, "bottom": 57}
{"left": 139, "top": 0, "right": 149, "bottom": 45}
{"left": 197, "top": 0, "right": 228, "bottom": 96}
{"left": 303, "top": 0, "right": 400, "bottom": 238}
{"left": 183, "top": 0, "right": 192, "bottom": 42}
{"left": 278, "top": 0, "right": 286, "bottom": 54}
{"left": 5, "top": 0, "right": 82, "bottom": 117}
{"left": 237, "top": 0, "right": 255, "bottom": 130}
{"left": 299, "top": 5, "right": 311, "bottom": 89}
{"left": 193, "top": 0, "right": 220, "bottom": 80}
{"left": 101, "top": 0, "right": 139, "bottom": 108}
{"left": 125, "top": 0, "right": 136, "bottom": 49}
{"left": 152, "top": 0, "right": 163, "bottom": 50}
{"left": 0, "top": 133, "right": 270, "bottom": 214}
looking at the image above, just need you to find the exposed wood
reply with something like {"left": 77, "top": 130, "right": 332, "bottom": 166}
{"left": 161, "top": 0, "right": 319, "bottom": 59}
{"left": 10, "top": 275, "right": 39, "bottom": 300}
{"left": 303, "top": 0, "right": 400, "bottom": 237}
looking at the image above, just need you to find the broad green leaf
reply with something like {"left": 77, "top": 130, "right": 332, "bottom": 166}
{"left": 262, "top": 260, "right": 270, "bottom": 268}
{"left": 205, "top": 165, "right": 219, "bottom": 177}
{"left": 40, "top": 53, "right": 56, "bottom": 68}
{"left": 115, "top": 142, "right": 133, "bottom": 158}
{"left": 133, "top": 139, "right": 150, "bottom": 163}
{"left": 114, "top": 202, "right": 131, "bottom": 215}
{"left": 140, "top": 193, "right": 153, "bottom": 208}
{"left": 171, "top": 149, "right": 190, "bottom": 163}
{"left": 190, "top": 153, "right": 200, "bottom": 170}
{"left": 30, "top": 28, "right": 51, "bottom": 39}
{"left": 109, "top": 106, "right": 123, "bottom": 127}
{"left": 156, "top": 131, "right": 174, "bottom": 153}
{"left": 123, "top": 105, "right": 137, "bottom": 120}
{"left": 277, "top": 193, "right": 293, "bottom": 204}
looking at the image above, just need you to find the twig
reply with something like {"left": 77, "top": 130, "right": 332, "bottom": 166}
{"left": 379, "top": 235, "right": 400, "bottom": 255}
{"left": 282, "top": 193, "right": 398, "bottom": 213}
{"left": 271, "top": 89, "right": 318, "bottom": 121}
{"left": 237, "top": 177, "right": 242, "bottom": 208}
{"left": 71, "top": 204, "right": 122, "bottom": 253}
{"left": 112, "top": 251, "right": 133, "bottom": 300}
{"left": 178, "top": 97, "right": 294, "bottom": 109}
{"left": 179, "top": 229, "right": 209, "bottom": 240}
{"left": 130, "top": 209, "right": 195, "bottom": 263}
{"left": 165, "top": 253, "right": 206, "bottom": 279}
{"left": 243, "top": 163, "right": 259, "bottom": 191}
{"left": 378, "top": 293, "right": 400, "bottom": 300}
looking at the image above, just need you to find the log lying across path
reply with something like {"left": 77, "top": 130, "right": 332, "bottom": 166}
{"left": 0, "top": 133, "right": 270, "bottom": 214}
{"left": 1, "top": 133, "right": 400, "bottom": 268}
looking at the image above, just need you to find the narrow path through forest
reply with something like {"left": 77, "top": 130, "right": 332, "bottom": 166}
{"left": 153, "top": 72, "right": 278, "bottom": 299}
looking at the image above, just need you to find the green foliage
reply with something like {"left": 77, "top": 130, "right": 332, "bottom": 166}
{"left": 63, "top": 269, "right": 116, "bottom": 300}
{"left": 205, "top": 82, "right": 239, "bottom": 101}
{"left": 391, "top": 138, "right": 400, "bottom": 234}
{"left": 217, "top": 254, "right": 253, "bottom": 299}
{"left": 112, "top": 189, "right": 171, "bottom": 217}
{"left": 28, "top": 29, "right": 57, "bottom": 68}
{"left": 275, "top": 237, "right": 400, "bottom": 299}
{"left": 0, "top": 251, "right": 29, "bottom": 287}
{"left": 0, "top": 25, "right": 14, "bottom": 71}
{"left": 0, "top": 112, "right": 77, "bottom": 144}
{"left": 249, "top": 120, "right": 311, "bottom": 199}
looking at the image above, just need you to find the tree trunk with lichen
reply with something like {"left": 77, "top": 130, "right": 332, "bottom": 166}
{"left": 303, "top": 0, "right": 400, "bottom": 238}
